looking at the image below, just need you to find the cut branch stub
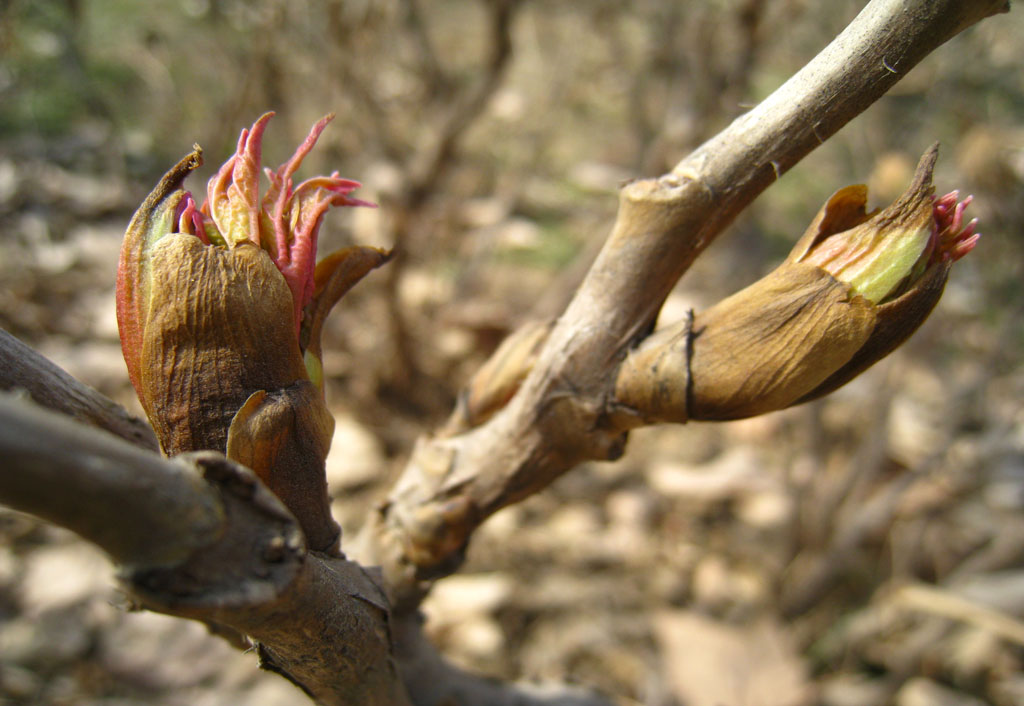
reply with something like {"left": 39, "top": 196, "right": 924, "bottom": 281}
{"left": 0, "top": 391, "right": 410, "bottom": 705}
{"left": 127, "top": 451, "right": 304, "bottom": 611}
{"left": 119, "top": 451, "right": 409, "bottom": 706}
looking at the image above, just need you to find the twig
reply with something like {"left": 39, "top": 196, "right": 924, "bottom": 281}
{"left": 0, "top": 328, "right": 158, "bottom": 451}
{"left": 384, "top": 0, "right": 522, "bottom": 391}
{"left": 0, "top": 393, "right": 218, "bottom": 568}
{"left": 893, "top": 583, "right": 1024, "bottom": 647}
{"left": 399, "top": 0, "right": 447, "bottom": 97}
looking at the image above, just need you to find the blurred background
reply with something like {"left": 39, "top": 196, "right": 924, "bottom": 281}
{"left": 1, "top": 1, "right": 1023, "bottom": 704}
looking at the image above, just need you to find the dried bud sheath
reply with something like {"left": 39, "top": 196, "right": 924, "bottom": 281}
{"left": 141, "top": 235, "right": 308, "bottom": 454}
{"left": 616, "top": 264, "right": 877, "bottom": 422}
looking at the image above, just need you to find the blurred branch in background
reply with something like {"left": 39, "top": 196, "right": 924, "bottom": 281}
{"left": 367, "top": 0, "right": 522, "bottom": 413}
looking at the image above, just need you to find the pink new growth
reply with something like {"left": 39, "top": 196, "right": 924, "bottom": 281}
{"left": 171, "top": 112, "right": 373, "bottom": 330}
{"left": 932, "top": 190, "right": 980, "bottom": 263}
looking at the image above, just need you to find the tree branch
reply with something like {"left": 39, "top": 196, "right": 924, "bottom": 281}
{"left": 0, "top": 393, "right": 219, "bottom": 568}
{"left": 1, "top": 2, "right": 1010, "bottom": 703}
{"left": 0, "top": 328, "right": 158, "bottom": 451}
{"left": 357, "top": 0, "right": 1010, "bottom": 607}
{"left": 0, "top": 393, "right": 411, "bottom": 704}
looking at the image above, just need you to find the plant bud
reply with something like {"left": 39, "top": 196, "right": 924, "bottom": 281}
{"left": 792, "top": 147, "right": 978, "bottom": 306}
{"left": 790, "top": 143, "right": 978, "bottom": 403}
{"left": 615, "top": 144, "right": 980, "bottom": 423}
{"left": 116, "top": 113, "right": 388, "bottom": 551}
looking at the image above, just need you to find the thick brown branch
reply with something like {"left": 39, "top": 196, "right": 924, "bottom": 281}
{"left": 0, "top": 393, "right": 220, "bottom": 568}
{"left": 0, "top": 395, "right": 411, "bottom": 704}
{"left": 0, "top": 328, "right": 158, "bottom": 451}
{"left": 358, "top": 0, "right": 1009, "bottom": 607}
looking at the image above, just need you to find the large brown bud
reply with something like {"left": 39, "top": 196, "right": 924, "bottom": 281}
{"left": 116, "top": 115, "right": 389, "bottom": 551}
{"left": 615, "top": 144, "right": 980, "bottom": 423}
